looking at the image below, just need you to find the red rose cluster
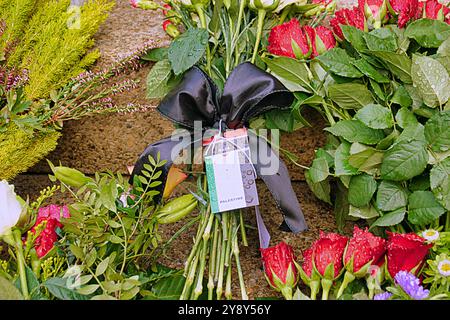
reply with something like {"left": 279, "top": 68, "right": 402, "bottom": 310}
{"left": 260, "top": 226, "right": 432, "bottom": 300}
{"left": 268, "top": 0, "right": 449, "bottom": 59}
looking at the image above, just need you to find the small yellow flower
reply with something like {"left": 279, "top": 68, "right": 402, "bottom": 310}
{"left": 438, "top": 259, "right": 450, "bottom": 277}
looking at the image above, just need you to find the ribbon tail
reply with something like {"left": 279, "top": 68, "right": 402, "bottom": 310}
{"left": 130, "top": 133, "right": 194, "bottom": 201}
{"left": 248, "top": 131, "right": 308, "bottom": 234}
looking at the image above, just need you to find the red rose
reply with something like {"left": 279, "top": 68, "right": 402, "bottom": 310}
{"left": 260, "top": 241, "right": 299, "bottom": 299}
{"left": 301, "top": 248, "right": 314, "bottom": 278}
{"left": 388, "top": 0, "right": 420, "bottom": 28}
{"left": 422, "top": 0, "right": 450, "bottom": 23}
{"left": 313, "top": 231, "right": 348, "bottom": 279}
{"left": 30, "top": 205, "right": 70, "bottom": 258}
{"left": 267, "top": 18, "right": 311, "bottom": 59}
{"left": 344, "top": 226, "right": 386, "bottom": 274}
{"left": 386, "top": 232, "right": 432, "bottom": 278}
{"left": 330, "top": 7, "right": 366, "bottom": 40}
{"left": 337, "top": 226, "right": 386, "bottom": 298}
{"left": 305, "top": 25, "right": 336, "bottom": 58}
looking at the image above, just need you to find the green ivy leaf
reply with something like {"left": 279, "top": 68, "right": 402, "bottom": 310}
{"left": 411, "top": 55, "right": 450, "bottom": 108}
{"left": 375, "top": 180, "right": 408, "bottom": 211}
{"left": 309, "top": 157, "right": 330, "bottom": 183}
{"left": 316, "top": 48, "right": 363, "bottom": 78}
{"left": 328, "top": 83, "right": 374, "bottom": 109}
{"left": 370, "top": 207, "right": 406, "bottom": 228}
{"left": 381, "top": 139, "right": 428, "bottom": 181}
{"left": 395, "top": 107, "right": 418, "bottom": 129}
{"left": 335, "top": 142, "right": 359, "bottom": 176}
{"left": 363, "top": 28, "right": 398, "bottom": 52}
{"left": 371, "top": 51, "right": 412, "bottom": 83}
{"left": 348, "top": 173, "right": 378, "bottom": 207}
{"left": 405, "top": 19, "right": 450, "bottom": 48}
{"left": 355, "top": 104, "right": 394, "bottom": 129}
{"left": 430, "top": 158, "right": 450, "bottom": 210}
{"left": 424, "top": 111, "right": 450, "bottom": 152}
{"left": 168, "top": 28, "right": 209, "bottom": 75}
{"left": 305, "top": 170, "right": 331, "bottom": 204}
{"left": 325, "top": 120, "right": 385, "bottom": 145}
{"left": 408, "top": 191, "right": 446, "bottom": 226}
{"left": 262, "top": 56, "right": 314, "bottom": 93}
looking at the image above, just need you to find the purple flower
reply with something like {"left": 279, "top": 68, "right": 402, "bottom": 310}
{"left": 374, "top": 292, "right": 393, "bottom": 300}
{"left": 394, "top": 271, "right": 430, "bottom": 300}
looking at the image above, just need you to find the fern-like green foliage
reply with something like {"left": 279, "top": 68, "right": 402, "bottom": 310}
{"left": 0, "top": 123, "right": 60, "bottom": 181}
{"left": 4, "top": 0, "right": 114, "bottom": 100}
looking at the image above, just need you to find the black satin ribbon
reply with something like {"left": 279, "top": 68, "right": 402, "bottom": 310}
{"left": 131, "top": 62, "right": 307, "bottom": 233}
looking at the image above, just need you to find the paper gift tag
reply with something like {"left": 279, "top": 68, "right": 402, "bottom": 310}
{"left": 204, "top": 128, "right": 259, "bottom": 213}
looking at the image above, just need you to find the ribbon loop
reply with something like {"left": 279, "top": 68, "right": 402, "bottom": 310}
{"left": 131, "top": 62, "right": 308, "bottom": 234}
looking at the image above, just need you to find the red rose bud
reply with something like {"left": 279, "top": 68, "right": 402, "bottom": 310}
{"left": 162, "top": 3, "right": 171, "bottom": 15}
{"left": 336, "top": 226, "right": 386, "bottom": 298}
{"left": 299, "top": 247, "right": 321, "bottom": 300}
{"left": 162, "top": 20, "right": 180, "bottom": 38}
{"left": 311, "top": 25, "right": 336, "bottom": 57}
{"left": 386, "top": 232, "right": 432, "bottom": 279}
{"left": 261, "top": 242, "right": 299, "bottom": 300}
{"left": 366, "top": 263, "right": 386, "bottom": 299}
{"left": 267, "top": 18, "right": 312, "bottom": 59}
{"left": 422, "top": 0, "right": 450, "bottom": 22}
{"left": 388, "top": 0, "right": 420, "bottom": 28}
{"left": 312, "top": 231, "right": 348, "bottom": 300}
{"left": 330, "top": 6, "right": 366, "bottom": 40}
{"left": 359, "top": 0, "right": 388, "bottom": 28}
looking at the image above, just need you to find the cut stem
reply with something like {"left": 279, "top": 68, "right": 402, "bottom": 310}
{"left": 336, "top": 271, "right": 355, "bottom": 299}
{"left": 251, "top": 9, "right": 266, "bottom": 64}
{"left": 13, "top": 229, "right": 29, "bottom": 300}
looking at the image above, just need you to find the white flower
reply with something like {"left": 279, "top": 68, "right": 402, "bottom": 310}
{"left": 437, "top": 259, "right": 450, "bottom": 277}
{"left": 421, "top": 229, "right": 440, "bottom": 242}
{"left": 0, "top": 180, "right": 23, "bottom": 236}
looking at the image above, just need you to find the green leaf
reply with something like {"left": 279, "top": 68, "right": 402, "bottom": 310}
{"left": 397, "top": 123, "right": 426, "bottom": 143}
{"left": 411, "top": 55, "right": 450, "bottom": 108}
{"left": 381, "top": 139, "right": 428, "bottom": 181}
{"left": 369, "top": 79, "right": 385, "bottom": 101}
{"left": 44, "top": 278, "right": 89, "bottom": 300}
{"left": 95, "top": 257, "right": 110, "bottom": 277}
{"left": 376, "top": 180, "right": 408, "bottom": 211}
{"left": 387, "top": 25, "right": 410, "bottom": 53}
{"left": 335, "top": 142, "right": 359, "bottom": 176}
{"left": 391, "top": 86, "right": 412, "bottom": 108}
{"left": 430, "top": 158, "right": 450, "bottom": 210}
{"left": 264, "top": 109, "right": 295, "bottom": 132}
{"left": 355, "top": 104, "right": 394, "bottom": 129}
{"left": 341, "top": 25, "right": 367, "bottom": 52}
{"left": 0, "top": 277, "right": 23, "bottom": 300}
{"left": 77, "top": 284, "right": 100, "bottom": 296}
{"left": 348, "top": 174, "right": 378, "bottom": 207}
{"left": 405, "top": 19, "right": 450, "bottom": 48}
{"left": 437, "top": 37, "right": 450, "bottom": 57}
{"left": 168, "top": 28, "right": 208, "bottom": 75}
{"left": 328, "top": 83, "right": 374, "bottom": 109}
{"left": 334, "top": 181, "right": 350, "bottom": 232}
{"left": 352, "top": 58, "right": 390, "bottom": 83}
{"left": 348, "top": 147, "right": 384, "bottom": 174}
{"left": 141, "top": 47, "right": 168, "bottom": 62}
{"left": 305, "top": 170, "right": 331, "bottom": 204}
{"left": 108, "top": 235, "right": 123, "bottom": 244}
{"left": 325, "top": 120, "right": 385, "bottom": 145}
{"left": 395, "top": 107, "right": 417, "bottom": 129}
{"left": 363, "top": 28, "right": 398, "bottom": 52}
{"left": 316, "top": 48, "right": 363, "bottom": 78}
{"left": 146, "top": 275, "right": 186, "bottom": 300}
{"left": 263, "top": 56, "right": 314, "bottom": 93}
{"left": 146, "top": 60, "right": 176, "bottom": 99}
{"left": 371, "top": 51, "right": 412, "bottom": 83}
{"left": 424, "top": 111, "right": 450, "bottom": 152}
{"left": 370, "top": 207, "right": 406, "bottom": 228}
{"left": 315, "top": 148, "right": 334, "bottom": 168}
{"left": 309, "top": 157, "right": 330, "bottom": 183}
{"left": 349, "top": 205, "right": 379, "bottom": 219}
{"left": 408, "top": 191, "right": 446, "bottom": 226}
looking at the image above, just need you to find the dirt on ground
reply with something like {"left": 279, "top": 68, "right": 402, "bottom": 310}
{"left": 12, "top": 1, "right": 355, "bottom": 299}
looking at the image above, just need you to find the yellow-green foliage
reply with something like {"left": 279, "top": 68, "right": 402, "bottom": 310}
{"left": 6, "top": 0, "right": 114, "bottom": 100}
{"left": 0, "top": 0, "right": 41, "bottom": 49}
{"left": 0, "top": 123, "right": 61, "bottom": 181}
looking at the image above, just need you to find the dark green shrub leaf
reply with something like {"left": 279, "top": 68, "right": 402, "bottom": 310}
{"left": 316, "top": 48, "right": 363, "bottom": 78}
{"left": 328, "top": 83, "right": 374, "bottom": 109}
{"left": 348, "top": 173, "right": 377, "bottom": 207}
{"left": 405, "top": 19, "right": 450, "bottom": 48}
{"left": 408, "top": 191, "right": 446, "bottom": 226}
{"left": 355, "top": 104, "right": 394, "bottom": 129}
{"left": 325, "top": 120, "right": 385, "bottom": 144}
{"left": 376, "top": 180, "right": 408, "bottom": 211}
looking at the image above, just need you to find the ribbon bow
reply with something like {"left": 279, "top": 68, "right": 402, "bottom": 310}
{"left": 131, "top": 62, "right": 307, "bottom": 233}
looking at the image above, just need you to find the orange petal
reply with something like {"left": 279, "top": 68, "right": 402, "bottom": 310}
{"left": 163, "top": 167, "right": 188, "bottom": 199}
